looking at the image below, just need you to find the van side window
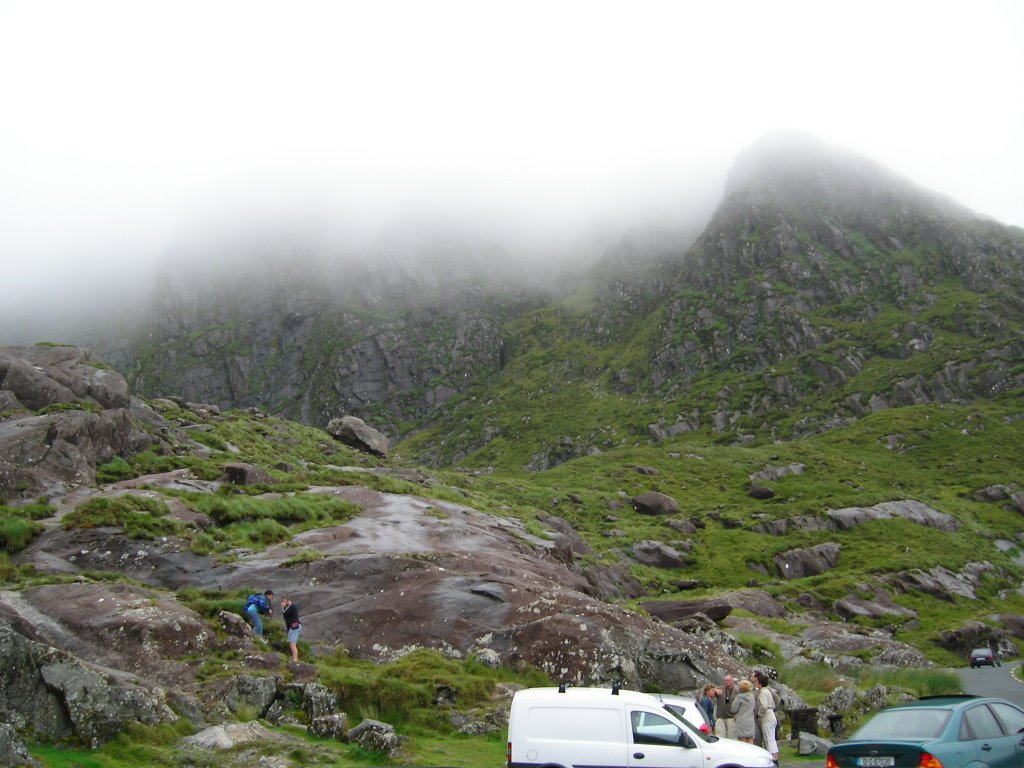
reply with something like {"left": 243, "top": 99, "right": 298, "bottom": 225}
{"left": 631, "top": 710, "right": 683, "bottom": 745}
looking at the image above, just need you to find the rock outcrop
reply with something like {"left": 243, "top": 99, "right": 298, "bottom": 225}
{"left": 0, "top": 621, "right": 177, "bottom": 748}
{"left": 0, "top": 345, "right": 203, "bottom": 501}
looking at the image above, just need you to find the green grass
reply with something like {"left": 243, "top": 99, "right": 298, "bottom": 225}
{"left": 62, "top": 495, "right": 183, "bottom": 540}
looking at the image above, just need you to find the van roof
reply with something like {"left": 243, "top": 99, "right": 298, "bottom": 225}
{"left": 513, "top": 686, "right": 669, "bottom": 706}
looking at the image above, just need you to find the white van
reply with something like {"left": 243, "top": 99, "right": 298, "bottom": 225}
{"left": 507, "top": 685, "right": 775, "bottom": 768}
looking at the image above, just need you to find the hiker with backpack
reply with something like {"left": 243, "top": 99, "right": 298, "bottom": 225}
{"left": 245, "top": 590, "right": 274, "bottom": 639}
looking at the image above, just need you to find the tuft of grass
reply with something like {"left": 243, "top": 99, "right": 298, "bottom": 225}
{"left": 62, "top": 495, "right": 183, "bottom": 540}
{"left": 96, "top": 457, "right": 137, "bottom": 483}
{"left": 0, "top": 502, "right": 50, "bottom": 553}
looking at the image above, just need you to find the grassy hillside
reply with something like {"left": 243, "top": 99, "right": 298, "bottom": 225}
{"left": 7, "top": 396, "right": 1012, "bottom": 767}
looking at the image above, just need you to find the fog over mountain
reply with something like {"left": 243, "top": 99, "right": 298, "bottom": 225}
{"left": 2, "top": 1, "right": 1022, "bottom": 344}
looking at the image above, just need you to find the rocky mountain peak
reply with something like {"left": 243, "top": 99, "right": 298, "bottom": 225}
{"left": 722, "top": 130, "right": 965, "bottom": 222}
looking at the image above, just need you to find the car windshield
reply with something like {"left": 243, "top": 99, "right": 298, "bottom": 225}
{"left": 972, "top": 649, "right": 992, "bottom": 656}
{"left": 853, "top": 709, "right": 951, "bottom": 740}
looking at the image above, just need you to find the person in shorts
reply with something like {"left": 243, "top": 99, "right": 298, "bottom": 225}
{"left": 281, "top": 597, "right": 302, "bottom": 663}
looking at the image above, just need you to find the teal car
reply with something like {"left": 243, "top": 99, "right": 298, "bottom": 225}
{"left": 826, "top": 695, "right": 1024, "bottom": 768}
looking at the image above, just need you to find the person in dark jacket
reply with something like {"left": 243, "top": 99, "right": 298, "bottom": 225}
{"left": 281, "top": 597, "right": 301, "bottom": 663}
{"left": 699, "top": 683, "right": 718, "bottom": 731}
{"left": 245, "top": 590, "right": 274, "bottom": 639}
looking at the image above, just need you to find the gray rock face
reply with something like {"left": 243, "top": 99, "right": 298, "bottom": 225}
{"left": 0, "top": 346, "right": 203, "bottom": 501}
{"left": 884, "top": 563, "right": 993, "bottom": 601}
{"left": 0, "top": 621, "right": 177, "bottom": 747}
{"left": 827, "top": 500, "right": 958, "bottom": 532}
{"left": 0, "top": 345, "right": 129, "bottom": 411}
{"left": 0, "top": 723, "right": 41, "bottom": 768}
{"left": 326, "top": 415, "right": 390, "bottom": 457}
{"left": 800, "top": 623, "right": 930, "bottom": 667}
{"left": 773, "top": 543, "right": 842, "bottom": 579}
{"left": 630, "top": 540, "right": 688, "bottom": 568}
{"left": 832, "top": 590, "right": 916, "bottom": 622}
{"left": 754, "top": 500, "right": 958, "bottom": 536}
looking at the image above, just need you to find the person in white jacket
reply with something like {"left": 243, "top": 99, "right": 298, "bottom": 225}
{"left": 754, "top": 672, "right": 779, "bottom": 763}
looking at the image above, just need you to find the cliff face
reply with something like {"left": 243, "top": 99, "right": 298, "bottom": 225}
{"left": 107, "top": 241, "right": 550, "bottom": 436}
{"left": 95, "top": 134, "right": 1024, "bottom": 462}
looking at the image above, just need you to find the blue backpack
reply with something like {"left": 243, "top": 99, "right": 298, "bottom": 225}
{"left": 246, "top": 594, "right": 269, "bottom": 613}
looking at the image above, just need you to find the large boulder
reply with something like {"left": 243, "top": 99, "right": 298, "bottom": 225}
{"left": 773, "top": 542, "right": 842, "bottom": 579}
{"left": 631, "top": 491, "right": 680, "bottom": 516}
{"left": 326, "top": 416, "right": 389, "bottom": 457}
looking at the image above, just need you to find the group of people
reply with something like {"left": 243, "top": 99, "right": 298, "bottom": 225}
{"left": 244, "top": 589, "right": 302, "bottom": 663}
{"left": 698, "top": 672, "right": 780, "bottom": 763}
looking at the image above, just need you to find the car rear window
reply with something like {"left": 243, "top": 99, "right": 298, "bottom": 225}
{"left": 854, "top": 709, "right": 950, "bottom": 740}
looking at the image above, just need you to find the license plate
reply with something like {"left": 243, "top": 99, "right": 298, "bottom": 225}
{"left": 857, "top": 758, "right": 895, "bottom": 767}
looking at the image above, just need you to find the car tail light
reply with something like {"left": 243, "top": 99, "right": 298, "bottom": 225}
{"left": 825, "top": 753, "right": 839, "bottom": 768}
{"left": 506, "top": 741, "right": 512, "bottom": 767}
{"left": 919, "top": 753, "right": 943, "bottom": 768}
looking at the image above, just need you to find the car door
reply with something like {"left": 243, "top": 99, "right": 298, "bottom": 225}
{"left": 628, "top": 708, "right": 701, "bottom": 768}
{"left": 988, "top": 701, "right": 1024, "bottom": 765}
{"left": 961, "top": 702, "right": 1018, "bottom": 768}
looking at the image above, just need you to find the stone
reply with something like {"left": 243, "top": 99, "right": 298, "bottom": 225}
{"left": 222, "top": 462, "right": 273, "bottom": 485}
{"left": 631, "top": 491, "right": 680, "bottom": 516}
{"left": 302, "top": 683, "right": 338, "bottom": 721}
{"left": 186, "top": 721, "right": 277, "bottom": 750}
{"left": 630, "top": 540, "right": 688, "bottom": 568}
{"left": 326, "top": 416, "right": 389, "bottom": 457}
{"left": 309, "top": 713, "right": 349, "bottom": 740}
{"left": 798, "top": 732, "right": 833, "bottom": 756}
{"left": 346, "top": 718, "right": 401, "bottom": 755}
{"left": 774, "top": 543, "right": 841, "bottom": 579}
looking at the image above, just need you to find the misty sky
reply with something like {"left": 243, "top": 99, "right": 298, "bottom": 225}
{"left": 2, "top": 0, "right": 1023, "bottom": 340}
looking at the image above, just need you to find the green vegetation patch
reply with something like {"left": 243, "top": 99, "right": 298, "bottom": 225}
{"left": 62, "top": 494, "right": 183, "bottom": 540}
{"left": 0, "top": 502, "right": 49, "bottom": 554}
